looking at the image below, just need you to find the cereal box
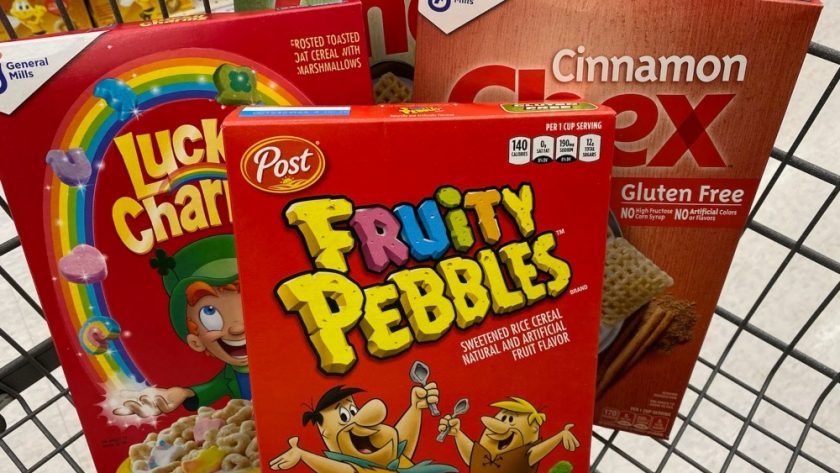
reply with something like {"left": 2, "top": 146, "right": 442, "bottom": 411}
{"left": 413, "top": 0, "right": 822, "bottom": 438}
{"left": 278, "top": 0, "right": 418, "bottom": 102}
{"left": 85, "top": 0, "right": 192, "bottom": 25}
{"left": 2, "top": 0, "right": 92, "bottom": 39}
{"left": 0, "top": 5, "right": 371, "bottom": 472}
{"left": 84, "top": 0, "right": 239, "bottom": 27}
{"left": 222, "top": 102, "right": 615, "bottom": 472}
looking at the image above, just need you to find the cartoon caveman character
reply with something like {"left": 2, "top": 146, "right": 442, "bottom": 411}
{"left": 9, "top": 0, "right": 48, "bottom": 35}
{"left": 270, "top": 385, "right": 458, "bottom": 472}
{"left": 115, "top": 235, "right": 250, "bottom": 417}
{"left": 438, "top": 397, "right": 580, "bottom": 473}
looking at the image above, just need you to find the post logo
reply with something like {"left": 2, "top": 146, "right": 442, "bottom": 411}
{"left": 241, "top": 136, "right": 325, "bottom": 194}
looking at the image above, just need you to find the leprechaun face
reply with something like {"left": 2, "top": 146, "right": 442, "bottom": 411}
{"left": 185, "top": 290, "right": 248, "bottom": 367}
{"left": 479, "top": 410, "right": 540, "bottom": 456}
{"left": 319, "top": 396, "right": 399, "bottom": 466}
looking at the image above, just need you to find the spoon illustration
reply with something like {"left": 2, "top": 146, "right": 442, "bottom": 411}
{"left": 409, "top": 361, "right": 440, "bottom": 416}
{"left": 437, "top": 398, "right": 470, "bottom": 442}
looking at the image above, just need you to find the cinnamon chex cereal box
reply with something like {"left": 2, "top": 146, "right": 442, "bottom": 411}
{"left": 222, "top": 102, "right": 614, "bottom": 472}
{"left": 413, "top": 0, "right": 822, "bottom": 438}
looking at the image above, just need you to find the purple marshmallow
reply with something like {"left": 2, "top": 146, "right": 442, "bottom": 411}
{"left": 46, "top": 148, "right": 92, "bottom": 186}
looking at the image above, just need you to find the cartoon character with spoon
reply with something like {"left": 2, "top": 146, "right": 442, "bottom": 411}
{"left": 438, "top": 397, "right": 579, "bottom": 473}
{"left": 270, "top": 361, "right": 457, "bottom": 472}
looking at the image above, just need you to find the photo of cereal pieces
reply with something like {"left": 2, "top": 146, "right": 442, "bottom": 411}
{"left": 373, "top": 71, "right": 412, "bottom": 104}
{"left": 601, "top": 237, "right": 674, "bottom": 327}
{"left": 596, "top": 296, "right": 697, "bottom": 398}
{"left": 128, "top": 399, "right": 259, "bottom": 473}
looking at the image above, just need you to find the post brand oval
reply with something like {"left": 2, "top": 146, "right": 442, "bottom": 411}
{"left": 240, "top": 136, "right": 325, "bottom": 194}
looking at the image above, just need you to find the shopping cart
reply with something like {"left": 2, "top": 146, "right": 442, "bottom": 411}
{"left": 0, "top": 2, "right": 837, "bottom": 472}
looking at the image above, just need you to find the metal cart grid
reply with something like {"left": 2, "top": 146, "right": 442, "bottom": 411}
{"left": 0, "top": 2, "right": 837, "bottom": 472}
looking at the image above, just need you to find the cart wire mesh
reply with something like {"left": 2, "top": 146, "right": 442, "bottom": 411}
{"left": 0, "top": 1, "right": 838, "bottom": 471}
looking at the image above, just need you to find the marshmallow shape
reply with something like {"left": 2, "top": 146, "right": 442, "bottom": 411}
{"left": 193, "top": 417, "right": 225, "bottom": 445}
{"left": 148, "top": 440, "right": 186, "bottom": 469}
{"left": 46, "top": 148, "right": 92, "bottom": 186}
{"left": 213, "top": 64, "right": 261, "bottom": 106}
{"left": 59, "top": 244, "right": 108, "bottom": 284}
{"left": 93, "top": 78, "right": 137, "bottom": 121}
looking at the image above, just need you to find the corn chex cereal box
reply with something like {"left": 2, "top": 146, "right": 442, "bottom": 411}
{"left": 413, "top": 0, "right": 822, "bottom": 438}
{"left": 222, "top": 102, "right": 615, "bottom": 473}
{"left": 278, "top": 0, "right": 418, "bottom": 102}
{"left": 0, "top": 5, "right": 371, "bottom": 472}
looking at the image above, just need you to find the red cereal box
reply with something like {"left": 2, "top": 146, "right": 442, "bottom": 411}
{"left": 222, "top": 102, "right": 615, "bottom": 473}
{"left": 413, "top": 0, "right": 822, "bottom": 438}
{"left": 0, "top": 5, "right": 371, "bottom": 472}
{"left": 278, "top": 0, "right": 418, "bottom": 102}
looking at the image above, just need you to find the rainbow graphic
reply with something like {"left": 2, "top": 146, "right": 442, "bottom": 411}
{"left": 45, "top": 54, "right": 307, "bottom": 392}
{"left": 166, "top": 162, "right": 228, "bottom": 193}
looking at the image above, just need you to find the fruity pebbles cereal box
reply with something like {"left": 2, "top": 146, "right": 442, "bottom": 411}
{"left": 222, "top": 102, "right": 615, "bottom": 473}
{"left": 414, "top": 0, "right": 822, "bottom": 439}
{"left": 0, "top": 5, "right": 371, "bottom": 472}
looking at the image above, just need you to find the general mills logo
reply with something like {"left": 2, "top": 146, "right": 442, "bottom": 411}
{"left": 428, "top": 0, "right": 451, "bottom": 13}
{"left": 0, "top": 61, "right": 8, "bottom": 95}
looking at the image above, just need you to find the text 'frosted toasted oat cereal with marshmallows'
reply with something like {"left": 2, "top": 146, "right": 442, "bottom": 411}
{"left": 277, "top": 0, "right": 418, "bottom": 102}
{"left": 222, "top": 102, "right": 615, "bottom": 472}
{"left": 413, "top": 0, "right": 822, "bottom": 438}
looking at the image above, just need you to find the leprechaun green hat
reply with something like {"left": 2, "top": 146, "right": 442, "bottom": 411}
{"left": 150, "top": 234, "right": 239, "bottom": 341}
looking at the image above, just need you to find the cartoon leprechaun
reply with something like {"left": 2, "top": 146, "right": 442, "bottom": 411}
{"left": 114, "top": 234, "right": 249, "bottom": 417}
{"left": 438, "top": 397, "right": 579, "bottom": 473}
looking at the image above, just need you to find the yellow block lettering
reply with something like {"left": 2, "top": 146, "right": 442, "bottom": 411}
{"left": 501, "top": 184, "right": 535, "bottom": 237}
{"left": 498, "top": 241, "right": 546, "bottom": 305}
{"left": 114, "top": 132, "right": 162, "bottom": 200}
{"left": 476, "top": 248, "right": 526, "bottom": 314}
{"left": 202, "top": 119, "right": 224, "bottom": 162}
{"left": 143, "top": 196, "right": 183, "bottom": 242}
{"left": 436, "top": 257, "right": 490, "bottom": 329}
{"left": 532, "top": 233, "right": 572, "bottom": 297}
{"left": 389, "top": 268, "right": 455, "bottom": 342}
{"left": 173, "top": 124, "right": 204, "bottom": 166}
{"left": 174, "top": 184, "right": 209, "bottom": 233}
{"left": 276, "top": 271, "right": 364, "bottom": 374}
{"left": 285, "top": 198, "right": 355, "bottom": 272}
{"left": 112, "top": 197, "right": 153, "bottom": 255}
{"left": 360, "top": 284, "right": 413, "bottom": 358}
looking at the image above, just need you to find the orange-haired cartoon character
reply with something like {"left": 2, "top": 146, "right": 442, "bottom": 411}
{"left": 114, "top": 234, "right": 250, "bottom": 417}
{"left": 438, "top": 397, "right": 579, "bottom": 473}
